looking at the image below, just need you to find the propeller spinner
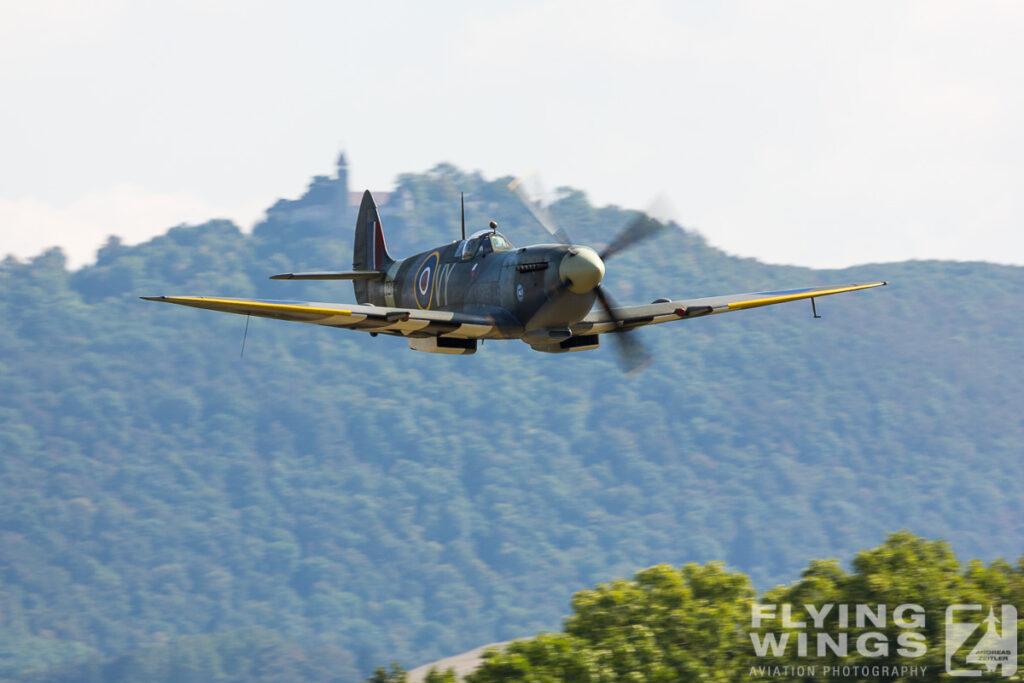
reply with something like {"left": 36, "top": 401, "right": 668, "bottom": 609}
{"left": 559, "top": 246, "right": 605, "bottom": 294}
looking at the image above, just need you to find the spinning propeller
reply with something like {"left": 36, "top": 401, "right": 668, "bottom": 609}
{"left": 508, "top": 177, "right": 670, "bottom": 374}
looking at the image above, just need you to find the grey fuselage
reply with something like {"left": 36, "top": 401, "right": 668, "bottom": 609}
{"left": 361, "top": 230, "right": 598, "bottom": 339}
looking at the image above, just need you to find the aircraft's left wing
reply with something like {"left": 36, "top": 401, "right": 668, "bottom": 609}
{"left": 140, "top": 296, "right": 497, "bottom": 338}
{"left": 570, "top": 282, "right": 886, "bottom": 335}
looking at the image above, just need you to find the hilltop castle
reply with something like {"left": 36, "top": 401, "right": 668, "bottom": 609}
{"left": 264, "top": 152, "right": 411, "bottom": 230}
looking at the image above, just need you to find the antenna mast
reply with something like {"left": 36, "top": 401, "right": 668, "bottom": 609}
{"left": 461, "top": 192, "right": 466, "bottom": 240}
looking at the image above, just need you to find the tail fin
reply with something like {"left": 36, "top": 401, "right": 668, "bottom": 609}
{"left": 352, "top": 190, "right": 394, "bottom": 302}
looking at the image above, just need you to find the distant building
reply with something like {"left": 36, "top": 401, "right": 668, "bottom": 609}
{"left": 263, "top": 152, "right": 413, "bottom": 229}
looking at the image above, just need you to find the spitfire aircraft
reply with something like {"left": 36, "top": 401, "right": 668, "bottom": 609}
{"left": 143, "top": 185, "right": 885, "bottom": 372}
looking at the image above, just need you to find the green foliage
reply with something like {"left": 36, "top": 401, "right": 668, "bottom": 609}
{"left": 467, "top": 533, "right": 1024, "bottom": 682}
{"left": 422, "top": 669, "right": 457, "bottom": 683}
{"left": 365, "top": 662, "right": 408, "bottom": 683}
{"left": 0, "top": 163, "right": 1021, "bottom": 680}
{"left": 466, "top": 562, "right": 756, "bottom": 682}
{"left": 23, "top": 628, "right": 357, "bottom": 683}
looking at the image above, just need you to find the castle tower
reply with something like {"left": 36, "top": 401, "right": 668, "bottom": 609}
{"left": 335, "top": 151, "right": 351, "bottom": 223}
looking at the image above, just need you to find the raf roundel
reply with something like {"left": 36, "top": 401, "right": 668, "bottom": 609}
{"left": 516, "top": 283, "right": 524, "bottom": 302}
{"left": 413, "top": 251, "right": 440, "bottom": 309}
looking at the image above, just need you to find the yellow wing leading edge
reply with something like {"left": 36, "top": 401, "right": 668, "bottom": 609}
{"left": 570, "top": 281, "right": 887, "bottom": 335}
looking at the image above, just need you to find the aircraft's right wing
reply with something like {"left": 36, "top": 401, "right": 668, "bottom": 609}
{"left": 570, "top": 282, "right": 887, "bottom": 335}
{"left": 140, "top": 295, "right": 497, "bottom": 338}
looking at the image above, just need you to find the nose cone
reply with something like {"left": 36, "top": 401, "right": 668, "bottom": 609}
{"left": 558, "top": 246, "right": 605, "bottom": 294}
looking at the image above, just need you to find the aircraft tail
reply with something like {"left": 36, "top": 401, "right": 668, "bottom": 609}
{"left": 352, "top": 190, "right": 394, "bottom": 302}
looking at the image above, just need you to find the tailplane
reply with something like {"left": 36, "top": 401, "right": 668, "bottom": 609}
{"left": 352, "top": 190, "right": 394, "bottom": 302}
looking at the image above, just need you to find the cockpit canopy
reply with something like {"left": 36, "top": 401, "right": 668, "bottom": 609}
{"left": 456, "top": 229, "right": 515, "bottom": 259}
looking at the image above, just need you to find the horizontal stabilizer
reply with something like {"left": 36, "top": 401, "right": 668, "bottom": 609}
{"left": 269, "top": 270, "right": 385, "bottom": 281}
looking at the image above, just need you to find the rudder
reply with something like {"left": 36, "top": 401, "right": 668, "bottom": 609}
{"left": 352, "top": 190, "right": 393, "bottom": 302}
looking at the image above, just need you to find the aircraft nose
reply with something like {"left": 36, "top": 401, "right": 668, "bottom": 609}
{"left": 558, "top": 246, "right": 605, "bottom": 294}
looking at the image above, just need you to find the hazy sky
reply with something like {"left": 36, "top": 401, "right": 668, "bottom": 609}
{"left": 2, "top": 0, "right": 1022, "bottom": 269}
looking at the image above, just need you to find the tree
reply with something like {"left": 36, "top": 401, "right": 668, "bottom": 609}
{"left": 365, "top": 662, "right": 407, "bottom": 683}
{"left": 466, "top": 534, "right": 1024, "bottom": 683}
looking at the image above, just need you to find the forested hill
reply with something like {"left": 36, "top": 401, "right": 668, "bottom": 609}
{"left": 1, "top": 161, "right": 1022, "bottom": 680}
